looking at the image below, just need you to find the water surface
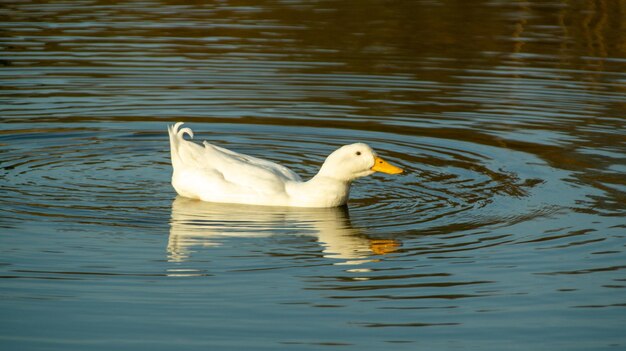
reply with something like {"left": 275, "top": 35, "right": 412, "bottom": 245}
{"left": 1, "top": 1, "right": 625, "bottom": 350}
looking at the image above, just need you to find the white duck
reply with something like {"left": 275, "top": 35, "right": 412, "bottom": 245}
{"left": 168, "top": 122, "right": 403, "bottom": 208}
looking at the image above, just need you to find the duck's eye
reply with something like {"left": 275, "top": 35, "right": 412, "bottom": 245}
{"left": 356, "top": 151, "right": 361, "bottom": 156}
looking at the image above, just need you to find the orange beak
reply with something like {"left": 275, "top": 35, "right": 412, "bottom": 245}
{"left": 371, "top": 156, "right": 403, "bottom": 174}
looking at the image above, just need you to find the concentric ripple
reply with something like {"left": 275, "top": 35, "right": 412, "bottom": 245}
{"left": 1, "top": 121, "right": 546, "bottom": 242}
{"left": 0, "top": 124, "right": 172, "bottom": 230}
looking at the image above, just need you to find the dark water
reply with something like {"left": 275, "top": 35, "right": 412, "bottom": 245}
{"left": 1, "top": 0, "right": 625, "bottom": 350}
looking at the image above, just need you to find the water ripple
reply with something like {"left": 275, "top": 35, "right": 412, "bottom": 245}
{"left": 1, "top": 1, "right": 625, "bottom": 349}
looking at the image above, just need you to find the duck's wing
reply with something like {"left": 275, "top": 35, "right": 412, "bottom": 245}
{"left": 187, "top": 142, "right": 302, "bottom": 200}
{"left": 169, "top": 123, "right": 302, "bottom": 200}
{"left": 204, "top": 142, "right": 302, "bottom": 183}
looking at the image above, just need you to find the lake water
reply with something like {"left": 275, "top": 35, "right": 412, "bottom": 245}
{"left": 1, "top": 1, "right": 625, "bottom": 350}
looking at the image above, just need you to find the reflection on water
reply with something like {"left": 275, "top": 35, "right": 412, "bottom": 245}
{"left": 1, "top": 0, "right": 625, "bottom": 350}
{"left": 169, "top": 197, "right": 399, "bottom": 264}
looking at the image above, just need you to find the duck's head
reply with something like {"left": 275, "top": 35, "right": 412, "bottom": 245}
{"left": 318, "top": 143, "right": 403, "bottom": 181}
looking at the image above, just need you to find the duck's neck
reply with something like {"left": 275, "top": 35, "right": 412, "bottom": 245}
{"left": 287, "top": 174, "right": 352, "bottom": 208}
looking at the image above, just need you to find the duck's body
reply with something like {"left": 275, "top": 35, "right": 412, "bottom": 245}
{"left": 168, "top": 122, "right": 402, "bottom": 208}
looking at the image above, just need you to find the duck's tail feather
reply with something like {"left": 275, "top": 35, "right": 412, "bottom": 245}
{"left": 173, "top": 121, "right": 194, "bottom": 139}
{"left": 168, "top": 122, "right": 194, "bottom": 169}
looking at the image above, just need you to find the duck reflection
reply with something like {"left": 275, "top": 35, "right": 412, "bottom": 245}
{"left": 168, "top": 196, "right": 399, "bottom": 264}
